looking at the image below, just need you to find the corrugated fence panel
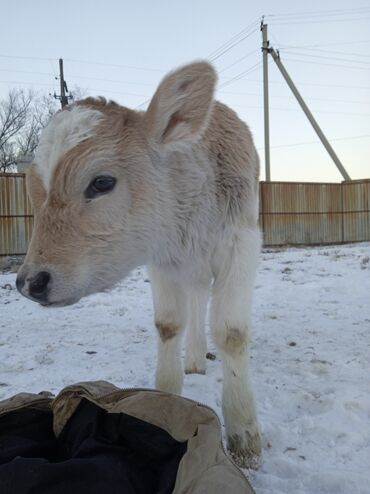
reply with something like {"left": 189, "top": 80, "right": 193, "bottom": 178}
{"left": 260, "top": 182, "right": 343, "bottom": 245}
{"left": 0, "top": 173, "right": 33, "bottom": 256}
{"left": 342, "top": 180, "right": 370, "bottom": 242}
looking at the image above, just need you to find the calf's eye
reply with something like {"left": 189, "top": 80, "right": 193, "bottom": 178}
{"left": 85, "top": 176, "right": 116, "bottom": 199}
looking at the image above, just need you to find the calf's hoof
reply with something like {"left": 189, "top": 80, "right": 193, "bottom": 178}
{"left": 227, "top": 431, "right": 262, "bottom": 470}
{"left": 184, "top": 365, "right": 206, "bottom": 375}
{"left": 184, "top": 354, "right": 206, "bottom": 375}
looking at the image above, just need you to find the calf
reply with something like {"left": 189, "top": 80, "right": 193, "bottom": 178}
{"left": 16, "top": 61, "right": 261, "bottom": 467}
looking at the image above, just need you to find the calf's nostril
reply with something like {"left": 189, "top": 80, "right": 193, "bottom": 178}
{"left": 16, "top": 274, "right": 25, "bottom": 293}
{"left": 29, "top": 271, "right": 51, "bottom": 297}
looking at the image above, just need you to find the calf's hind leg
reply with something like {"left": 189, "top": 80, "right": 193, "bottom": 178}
{"left": 210, "top": 229, "right": 261, "bottom": 468}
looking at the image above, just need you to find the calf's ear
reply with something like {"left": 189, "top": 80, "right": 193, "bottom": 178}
{"left": 26, "top": 165, "right": 47, "bottom": 211}
{"left": 144, "top": 61, "right": 216, "bottom": 148}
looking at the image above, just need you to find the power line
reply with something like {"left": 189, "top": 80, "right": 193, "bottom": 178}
{"left": 0, "top": 54, "right": 167, "bottom": 73}
{"left": 1, "top": 76, "right": 367, "bottom": 108}
{"left": 218, "top": 89, "right": 369, "bottom": 105}
{"left": 218, "top": 62, "right": 262, "bottom": 89}
{"left": 258, "top": 134, "right": 370, "bottom": 150}
{"left": 278, "top": 39, "right": 370, "bottom": 49}
{"left": 134, "top": 22, "right": 260, "bottom": 106}
{"left": 0, "top": 68, "right": 158, "bottom": 87}
{"left": 282, "top": 50, "right": 370, "bottom": 66}
{"left": 68, "top": 75, "right": 156, "bottom": 87}
{"left": 230, "top": 102, "right": 369, "bottom": 117}
{"left": 282, "top": 57, "right": 370, "bottom": 71}
{"left": 1, "top": 64, "right": 368, "bottom": 92}
{"left": 0, "top": 79, "right": 56, "bottom": 88}
{"left": 209, "top": 26, "right": 259, "bottom": 61}
{"left": 282, "top": 46, "right": 370, "bottom": 59}
{"left": 0, "top": 68, "right": 55, "bottom": 77}
{"left": 135, "top": 98, "right": 151, "bottom": 110}
{"left": 80, "top": 87, "right": 147, "bottom": 98}
{"left": 207, "top": 19, "right": 259, "bottom": 59}
{"left": 0, "top": 79, "right": 148, "bottom": 98}
{"left": 237, "top": 78, "right": 370, "bottom": 90}
{"left": 265, "top": 6, "right": 370, "bottom": 18}
{"left": 218, "top": 50, "right": 259, "bottom": 73}
{"left": 270, "top": 17, "right": 370, "bottom": 26}
{"left": 64, "top": 58, "right": 166, "bottom": 73}
{"left": 2, "top": 72, "right": 368, "bottom": 100}
{"left": 0, "top": 54, "right": 55, "bottom": 62}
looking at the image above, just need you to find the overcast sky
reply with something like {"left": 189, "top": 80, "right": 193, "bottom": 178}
{"left": 1, "top": 0, "right": 369, "bottom": 182}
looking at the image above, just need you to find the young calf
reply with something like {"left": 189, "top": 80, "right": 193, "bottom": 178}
{"left": 16, "top": 61, "right": 261, "bottom": 467}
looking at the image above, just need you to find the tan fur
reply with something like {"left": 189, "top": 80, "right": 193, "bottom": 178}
{"left": 155, "top": 322, "right": 181, "bottom": 343}
{"left": 26, "top": 166, "right": 47, "bottom": 211}
{"left": 225, "top": 328, "right": 247, "bottom": 355}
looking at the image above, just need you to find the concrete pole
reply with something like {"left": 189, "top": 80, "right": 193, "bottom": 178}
{"left": 269, "top": 48, "right": 351, "bottom": 181}
{"left": 59, "top": 59, "right": 68, "bottom": 108}
{"left": 261, "top": 23, "right": 271, "bottom": 181}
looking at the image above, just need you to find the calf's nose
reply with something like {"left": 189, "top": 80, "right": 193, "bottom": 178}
{"left": 16, "top": 271, "right": 51, "bottom": 302}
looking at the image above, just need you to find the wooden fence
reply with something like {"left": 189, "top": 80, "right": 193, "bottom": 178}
{"left": 259, "top": 180, "right": 370, "bottom": 245}
{"left": 0, "top": 173, "right": 33, "bottom": 257}
{"left": 1, "top": 173, "right": 369, "bottom": 256}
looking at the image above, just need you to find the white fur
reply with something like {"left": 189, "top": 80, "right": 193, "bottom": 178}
{"left": 35, "top": 106, "right": 103, "bottom": 189}
{"left": 210, "top": 228, "right": 262, "bottom": 464}
{"left": 149, "top": 267, "right": 187, "bottom": 394}
{"left": 184, "top": 288, "right": 209, "bottom": 374}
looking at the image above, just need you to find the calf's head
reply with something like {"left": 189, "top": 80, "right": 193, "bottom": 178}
{"left": 16, "top": 61, "right": 216, "bottom": 306}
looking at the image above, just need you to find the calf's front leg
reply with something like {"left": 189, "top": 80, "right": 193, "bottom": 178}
{"left": 149, "top": 267, "right": 187, "bottom": 395}
{"left": 184, "top": 287, "right": 209, "bottom": 375}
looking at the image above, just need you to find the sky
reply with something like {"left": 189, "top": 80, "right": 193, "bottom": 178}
{"left": 1, "top": 0, "right": 369, "bottom": 182}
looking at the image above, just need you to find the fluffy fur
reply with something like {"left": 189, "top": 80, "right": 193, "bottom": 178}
{"left": 35, "top": 105, "right": 103, "bottom": 189}
{"left": 18, "top": 61, "right": 261, "bottom": 467}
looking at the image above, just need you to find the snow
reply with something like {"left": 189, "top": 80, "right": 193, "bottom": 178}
{"left": 1, "top": 243, "right": 369, "bottom": 494}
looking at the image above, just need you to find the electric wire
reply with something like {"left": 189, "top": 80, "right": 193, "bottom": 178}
{"left": 209, "top": 26, "right": 259, "bottom": 61}
{"left": 218, "top": 62, "right": 262, "bottom": 89}
{"left": 229, "top": 102, "right": 369, "bottom": 117}
{"left": 281, "top": 47, "right": 370, "bottom": 59}
{"left": 264, "top": 6, "right": 370, "bottom": 18}
{"left": 281, "top": 51, "right": 370, "bottom": 66}
{"left": 207, "top": 19, "right": 260, "bottom": 59}
{"left": 218, "top": 49, "right": 259, "bottom": 73}
{"left": 278, "top": 39, "right": 370, "bottom": 49}
{"left": 281, "top": 57, "right": 370, "bottom": 71}
{"left": 0, "top": 79, "right": 147, "bottom": 98}
{"left": 270, "top": 17, "right": 370, "bottom": 26}
{"left": 259, "top": 134, "right": 370, "bottom": 150}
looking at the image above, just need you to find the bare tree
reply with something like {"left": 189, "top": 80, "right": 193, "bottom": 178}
{"left": 0, "top": 90, "right": 58, "bottom": 172}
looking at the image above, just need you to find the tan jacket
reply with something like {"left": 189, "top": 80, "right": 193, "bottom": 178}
{"left": 0, "top": 381, "right": 255, "bottom": 494}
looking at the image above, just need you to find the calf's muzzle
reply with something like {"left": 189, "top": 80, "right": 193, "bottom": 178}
{"left": 16, "top": 271, "right": 51, "bottom": 303}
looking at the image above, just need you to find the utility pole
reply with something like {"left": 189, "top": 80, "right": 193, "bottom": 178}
{"left": 259, "top": 21, "right": 351, "bottom": 182}
{"left": 261, "top": 20, "right": 271, "bottom": 181}
{"left": 54, "top": 58, "right": 72, "bottom": 109}
{"left": 268, "top": 48, "right": 351, "bottom": 181}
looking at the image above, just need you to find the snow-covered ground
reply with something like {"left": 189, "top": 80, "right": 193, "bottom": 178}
{"left": 1, "top": 243, "right": 369, "bottom": 494}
